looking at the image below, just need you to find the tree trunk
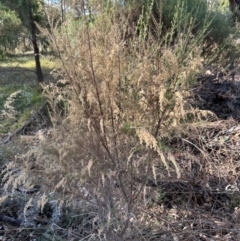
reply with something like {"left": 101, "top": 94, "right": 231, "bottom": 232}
{"left": 28, "top": 1, "right": 44, "bottom": 83}
{"left": 60, "top": 0, "right": 65, "bottom": 23}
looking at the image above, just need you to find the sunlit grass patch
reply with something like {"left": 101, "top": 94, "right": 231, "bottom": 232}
{"left": 40, "top": 56, "right": 59, "bottom": 69}
{"left": 0, "top": 55, "right": 35, "bottom": 69}
{"left": 0, "top": 54, "right": 58, "bottom": 69}
{"left": 0, "top": 54, "right": 58, "bottom": 84}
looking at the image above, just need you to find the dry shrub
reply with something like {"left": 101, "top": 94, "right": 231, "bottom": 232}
{"left": 3, "top": 1, "right": 236, "bottom": 240}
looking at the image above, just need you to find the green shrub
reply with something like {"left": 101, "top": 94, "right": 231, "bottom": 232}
{"left": 0, "top": 3, "right": 22, "bottom": 53}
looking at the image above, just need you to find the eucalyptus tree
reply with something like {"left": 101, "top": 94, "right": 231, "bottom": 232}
{"left": 1, "top": 0, "right": 46, "bottom": 83}
{"left": 0, "top": 3, "right": 21, "bottom": 57}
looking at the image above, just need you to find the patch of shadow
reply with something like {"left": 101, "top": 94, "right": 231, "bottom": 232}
{"left": 135, "top": 175, "right": 235, "bottom": 211}
{"left": 0, "top": 65, "right": 55, "bottom": 85}
{"left": 190, "top": 73, "right": 240, "bottom": 120}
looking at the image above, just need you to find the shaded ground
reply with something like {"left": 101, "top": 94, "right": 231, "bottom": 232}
{"left": 192, "top": 68, "right": 240, "bottom": 120}
{"left": 0, "top": 53, "right": 57, "bottom": 85}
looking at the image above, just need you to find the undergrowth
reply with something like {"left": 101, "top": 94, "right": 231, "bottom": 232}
{"left": 0, "top": 84, "right": 44, "bottom": 134}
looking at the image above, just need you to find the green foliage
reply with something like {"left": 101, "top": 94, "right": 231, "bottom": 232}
{"left": 123, "top": 0, "right": 236, "bottom": 59}
{"left": 121, "top": 122, "right": 136, "bottom": 136}
{"left": 219, "top": 0, "right": 230, "bottom": 10}
{"left": 0, "top": 0, "right": 51, "bottom": 55}
{"left": 0, "top": 3, "right": 21, "bottom": 53}
{"left": 1, "top": 0, "right": 45, "bottom": 23}
{"left": 162, "top": 0, "right": 209, "bottom": 31}
{"left": 162, "top": 0, "right": 236, "bottom": 50}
